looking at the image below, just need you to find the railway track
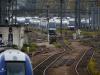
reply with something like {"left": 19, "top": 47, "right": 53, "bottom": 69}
{"left": 75, "top": 48, "right": 94, "bottom": 75}
{"left": 43, "top": 39, "right": 94, "bottom": 75}
{"left": 33, "top": 51, "right": 66, "bottom": 75}
{"left": 33, "top": 37, "right": 94, "bottom": 75}
{"left": 33, "top": 38, "right": 72, "bottom": 75}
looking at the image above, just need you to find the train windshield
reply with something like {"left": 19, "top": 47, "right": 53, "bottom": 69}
{"left": 48, "top": 23, "right": 56, "bottom": 28}
{"left": 49, "top": 30, "right": 56, "bottom": 35}
{"left": 6, "top": 62, "right": 25, "bottom": 75}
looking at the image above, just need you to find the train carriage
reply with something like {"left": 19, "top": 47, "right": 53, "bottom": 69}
{"left": 0, "top": 49, "right": 33, "bottom": 75}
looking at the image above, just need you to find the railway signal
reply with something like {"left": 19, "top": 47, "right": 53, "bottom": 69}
{"left": 8, "top": 27, "right": 13, "bottom": 47}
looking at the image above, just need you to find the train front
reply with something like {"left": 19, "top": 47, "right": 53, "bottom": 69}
{"left": 0, "top": 49, "right": 33, "bottom": 75}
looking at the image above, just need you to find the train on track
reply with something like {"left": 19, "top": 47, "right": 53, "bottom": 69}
{"left": 0, "top": 49, "right": 33, "bottom": 75}
{"left": 48, "top": 22, "right": 57, "bottom": 44}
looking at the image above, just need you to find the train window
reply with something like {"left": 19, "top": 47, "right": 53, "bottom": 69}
{"left": 48, "top": 23, "right": 56, "bottom": 28}
{"left": 6, "top": 62, "right": 25, "bottom": 75}
{"left": 49, "top": 30, "right": 56, "bottom": 35}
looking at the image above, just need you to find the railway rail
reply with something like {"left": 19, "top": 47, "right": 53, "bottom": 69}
{"left": 75, "top": 48, "right": 94, "bottom": 75}
{"left": 33, "top": 37, "right": 94, "bottom": 75}
{"left": 33, "top": 51, "right": 66, "bottom": 75}
{"left": 43, "top": 39, "right": 73, "bottom": 75}
{"left": 33, "top": 37, "right": 72, "bottom": 75}
{"left": 43, "top": 40, "right": 94, "bottom": 75}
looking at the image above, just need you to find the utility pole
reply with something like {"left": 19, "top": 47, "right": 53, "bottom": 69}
{"left": 75, "top": 0, "right": 81, "bottom": 30}
{"left": 8, "top": 1, "right": 14, "bottom": 46}
{"left": 46, "top": 5, "right": 49, "bottom": 29}
{"left": 46, "top": 4, "right": 50, "bottom": 42}
{"left": 88, "top": 5, "right": 91, "bottom": 31}
{"left": 7, "top": 0, "right": 17, "bottom": 47}
{"left": 96, "top": 0, "right": 100, "bottom": 31}
{"left": 0, "top": 0, "right": 1, "bottom": 24}
{"left": 15, "top": 0, "right": 17, "bottom": 25}
{"left": 8, "top": 0, "right": 12, "bottom": 47}
{"left": 60, "top": 0, "right": 63, "bottom": 38}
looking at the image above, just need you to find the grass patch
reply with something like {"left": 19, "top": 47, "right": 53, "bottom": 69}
{"left": 88, "top": 58, "right": 100, "bottom": 75}
{"left": 80, "top": 38, "right": 100, "bottom": 51}
{"left": 21, "top": 43, "right": 38, "bottom": 52}
{"left": 57, "top": 29, "right": 74, "bottom": 34}
{"left": 12, "top": 44, "right": 18, "bottom": 49}
{"left": 64, "top": 39, "right": 71, "bottom": 45}
{"left": 53, "top": 42, "right": 62, "bottom": 48}
{"left": 81, "top": 31, "right": 100, "bottom": 38}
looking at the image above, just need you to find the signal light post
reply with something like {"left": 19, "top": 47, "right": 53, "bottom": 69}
{"left": 8, "top": 27, "right": 13, "bottom": 47}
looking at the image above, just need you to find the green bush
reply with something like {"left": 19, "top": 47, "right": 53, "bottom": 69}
{"left": 80, "top": 39, "right": 91, "bottom": 46}
{"left": 88, "top": 58, "right": 100, "bottom": 75}
{"left": 80, "top": 37, "right": 100, "bottom": 50}
{"left": 81, "top": 31, "right": 100, "bottom": 38}
{"left": 12, "top": 44, "right": 18, "bottom": 49}
{"left": 21, "top": 44, "right": 28, "bottom": 52}
{"left": 64, "top": 39, "right": 71, "bottom": 45}
{"left": 53, "top": 42, "right": 62, "bottom": 48}
{"left": 29, "top": 43, "right": 38, "bottom": 52}
{"left": 21, "top": 43, "right": 38, "bottom": 52}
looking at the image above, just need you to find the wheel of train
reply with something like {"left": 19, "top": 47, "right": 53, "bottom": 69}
{"left": 0, "top": 49, "right": 33, "bottom": 75}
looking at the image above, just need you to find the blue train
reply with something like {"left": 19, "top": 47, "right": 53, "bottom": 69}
{"left": 0, "top": 49, "right": 33, "bottom": 75}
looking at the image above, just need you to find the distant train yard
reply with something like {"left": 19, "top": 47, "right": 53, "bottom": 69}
{"left": 0, "top": 0, "right": 100, "bottom": 75}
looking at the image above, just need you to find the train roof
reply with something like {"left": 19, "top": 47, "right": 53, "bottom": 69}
{"left": 0, "top": 49, "right": 26, "bottom": 61}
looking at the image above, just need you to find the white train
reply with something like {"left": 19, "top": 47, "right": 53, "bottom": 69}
{"left": 0, "top": 49, "right": 33, "bottom": 75}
